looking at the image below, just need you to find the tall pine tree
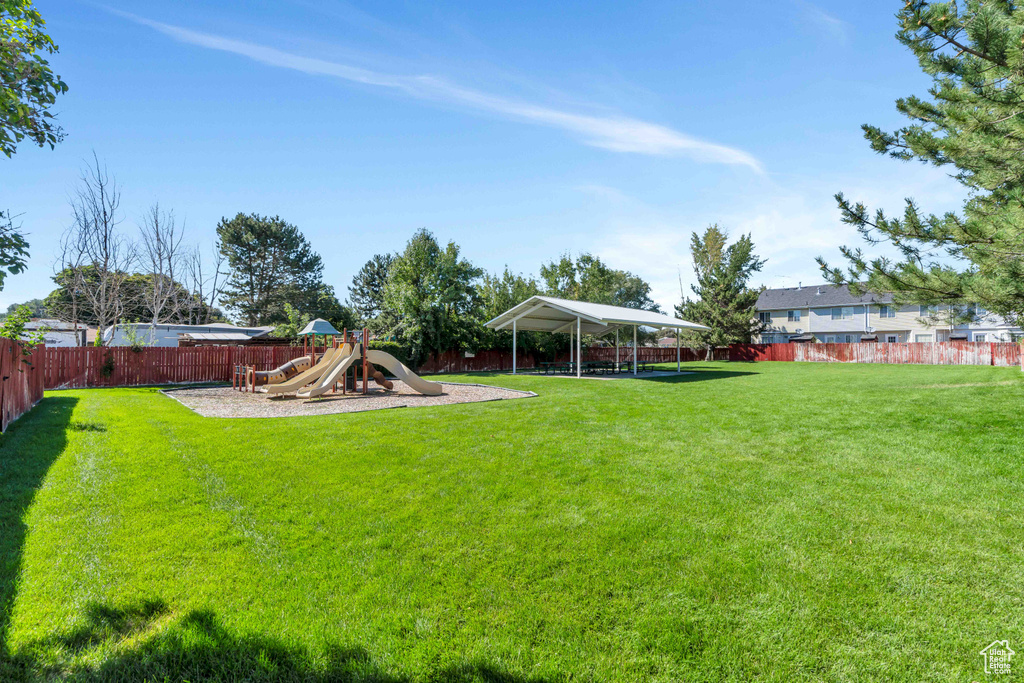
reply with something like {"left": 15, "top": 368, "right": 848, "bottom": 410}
{"left": 349, "top": 253, "right": 395, "bottom": 324}
{"left": 677, "top": 225, "right": 765, "bottom": 357}
{"left": 216, "top": 213, "right": 324, "bottom": 326}
{"left": 820, "top": 1, "right": 1024, "bottom": 325}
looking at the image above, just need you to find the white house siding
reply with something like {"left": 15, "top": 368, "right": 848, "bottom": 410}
{"left": 756, "top": 285, "right": 1024, "bottom": 343}
{"left": 809, "top": 305, "right": 867, "bottom": 334}
{"left": 759, "top": 308, "right": 810, "bottom": 338}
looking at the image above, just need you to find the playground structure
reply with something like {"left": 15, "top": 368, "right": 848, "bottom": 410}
{"left": 234, "top": 324, "right": 441, "bottom": 398}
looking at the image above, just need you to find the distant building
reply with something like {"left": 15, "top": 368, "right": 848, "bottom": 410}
{"left": 103, "top": 322, "right": 274, "bottom": 347}
{"left": 25, "top": 319, "right": 89, "bottom": 347}
{"left": 755, "top": 284, "right": 1023, "bottom": 343}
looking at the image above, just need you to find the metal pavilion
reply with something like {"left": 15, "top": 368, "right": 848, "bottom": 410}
{"left": 484, "top": 296, "right": 710, "bottom": 377}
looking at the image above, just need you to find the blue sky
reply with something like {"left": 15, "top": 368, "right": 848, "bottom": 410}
{"left": 2, "top": 0, "right": 966, "bottom": 314}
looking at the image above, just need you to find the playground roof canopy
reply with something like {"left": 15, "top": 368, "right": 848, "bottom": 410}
{"left": 483, "top": 296, "right": 710, "bottom": 335}
{"left": 298, "top": 318, "right": 341, "bottom": 336}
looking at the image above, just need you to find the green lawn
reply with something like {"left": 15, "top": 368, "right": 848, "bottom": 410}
{"left": 2, "top": 361, "right": 1023, "bottom": 681}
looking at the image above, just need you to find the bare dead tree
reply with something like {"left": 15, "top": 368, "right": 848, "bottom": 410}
{"left": 53, "top": 226, "right": 84, "bottom": 340}
{"left": 138, "top": 202, "right": 185, "bottom": 323}
{"left": 183, "top": 243, "right": 227, "bottom": 324}
{"left": 61, "top": 154, "right": 137, "bottom": 345}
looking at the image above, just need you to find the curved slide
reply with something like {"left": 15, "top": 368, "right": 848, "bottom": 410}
{"left": 252, "top": 355, "right": 314, "bottom": 387}
{"left": 366, "top": 350, "right": 443, "bottom": 396}
{"left": 297, "top": 346, "right": 361, "bottom": 399}
{"left": 263, "top": 347, "right": 338, "bottom": 395}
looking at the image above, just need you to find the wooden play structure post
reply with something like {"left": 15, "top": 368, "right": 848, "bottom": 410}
{"left": 362, "top": 327, "right": 369, "bottom": 394}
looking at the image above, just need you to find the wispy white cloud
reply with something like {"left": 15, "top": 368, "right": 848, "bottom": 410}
{"left": 580, "top": 166, "right": 964, "bottom": 312}
{"left": 796, "top": 1, "right": 849, "bottom": 43}
{"left": 112, "top": 10, "right": 763, "bottom": 172}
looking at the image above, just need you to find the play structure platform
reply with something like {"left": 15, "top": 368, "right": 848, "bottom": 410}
{"left": 234, "top": 325, "right": 442, "bottom": 398}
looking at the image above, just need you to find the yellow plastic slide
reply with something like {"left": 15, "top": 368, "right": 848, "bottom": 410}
{"left": 297, "top": 347, "right": 361, "bottom": 398}
{"left": 366, "top": 350, "right": 443, "bottom": 396}
{"left": 262, "top": 346, "right": 338, "bottom": 395}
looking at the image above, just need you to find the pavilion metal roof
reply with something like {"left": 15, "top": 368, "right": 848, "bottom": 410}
{"left": 483, "top": 296, "right": 710, "bottom": 335}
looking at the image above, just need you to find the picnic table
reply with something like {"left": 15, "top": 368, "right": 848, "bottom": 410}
{"left": 536, "top": 360, "right": 657, "bottom": 375}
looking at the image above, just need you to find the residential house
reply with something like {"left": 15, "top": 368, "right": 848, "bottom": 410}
{"left": 755, "top": 284, "right": 1022, "bottom": 343}
{"left": 25, "top": 319, "right": 90, "bottom": 347}
{"left": 103, "top": 322, "right": 275, "bottom": 347}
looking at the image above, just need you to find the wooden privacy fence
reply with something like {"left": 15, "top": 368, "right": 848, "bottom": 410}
{"left": 1, "top": 340, "right": 44, "bottom": 432}
{"left": 40, "top": 340, "right": 1023, "bottom": 390}
{"left": 727, "top": 341, "right": 1021, "bottom": 366}
{"left": 45, "top": 346, "right": 309, "bottom": 389}
{"left": 419, "top": 349, "right": 540, "bottom": 374}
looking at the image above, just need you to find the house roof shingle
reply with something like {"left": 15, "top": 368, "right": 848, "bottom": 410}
{"left": 756, "top": 284, "right": 894, "bottom": 310}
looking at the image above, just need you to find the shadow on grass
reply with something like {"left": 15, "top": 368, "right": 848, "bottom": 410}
{"left": 2, "top": 599, "right": 558, "bottom": 682}
{"left": 462, "top": 366, "right": 758, "bottom": 383}
{"left": 0, "top": 397, "right": 76, "bottom": 661}
{"left": 643, "top": 365, "right": 759, "bottom": 383}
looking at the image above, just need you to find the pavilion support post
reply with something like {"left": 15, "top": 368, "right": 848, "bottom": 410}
{"left": 633, "top": 325, "right": 637, "bottom": 376}
{"left": 576, "top": 316, "right": 581, "bottom": 379}
{"left": 512, "top": 320, "right": 517, "bottom": 375}
{"left": 677, "top": 330, "right": 680, "bottom": 372}
{"left": 616, "top": 329, "right": 619, "bottom": 370}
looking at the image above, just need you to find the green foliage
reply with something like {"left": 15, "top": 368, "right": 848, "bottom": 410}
{"left": 540, "top": 252, "right": 660, "bottom": 349}
{"left": 820, "top": 1, "right": 1024, "bottom": 326}
{"left": 0, "top": 304, "right": 43, "bottom": 359}
{"left": 271, "top": 302, "right": 309, "bottom": 340}
{"left": 540, "top": 252, "right": 659, "bottom": 311}
{"left": 0, "top": 210, "right": 29, "bottom": 291}
{"left": 349, "top": 254, "right": 394, "bottom": 321}
{"left": 302, "top": 284, "right": 357, "bottom": 333}
{"left": 366, "top": 340, "right": 412, "bottom": 368}
{"left": 216, "top": 213, "right": 324, "bottom": 326}
{"left": 117, "top": 320, "right": 152, "bottom": 352}
{"left": 383, "top": 228, "right": 483, "bottom": 366}
{"left": 0, "top": 0, "right": 67, "bottom": 157}
{"left": 677, "top": 224, "right": 765, "bottom": 351}
{"left": 1, "top": 296, "right": 43, "bottom": 320}
{"left": 477, "top": 267, "right": 551, "bottom": 356}
{"left": 350, "top": 254, "right": 400, "bottom": 337}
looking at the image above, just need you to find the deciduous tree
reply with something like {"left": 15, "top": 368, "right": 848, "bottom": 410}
{"left": 57, "top": 156, "right": 137, "bottom": 344}
{"left": 383, "top": 229, "right": 482, "bottom": 366}
{"left": 0, "top": 210, "right": 29, "bottom": 290}
{"left": 539, "top": 253, "right": 658, "bottom": 311}
{"left": 1, "top": 0, "right": 67, "bottom": 157}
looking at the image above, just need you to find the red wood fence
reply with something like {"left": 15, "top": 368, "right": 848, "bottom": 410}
{"left": 418, "top": 349, "right": 541, "bottom": 374}
{"left": 44, "top": 346, "right": 309, "bottom": 390}
{"left": 1, "top": 340, "right": 44, "bottom": 432}
{"left": 40, "top": 340, "right": 1022, "bottom": 390}
{"left": 727, "top": 341, "right": 1020, "bottom": 366}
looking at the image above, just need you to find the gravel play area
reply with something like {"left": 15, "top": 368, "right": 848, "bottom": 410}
{"left": 162, "top": 381, "right": 536, "bottom": 418}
